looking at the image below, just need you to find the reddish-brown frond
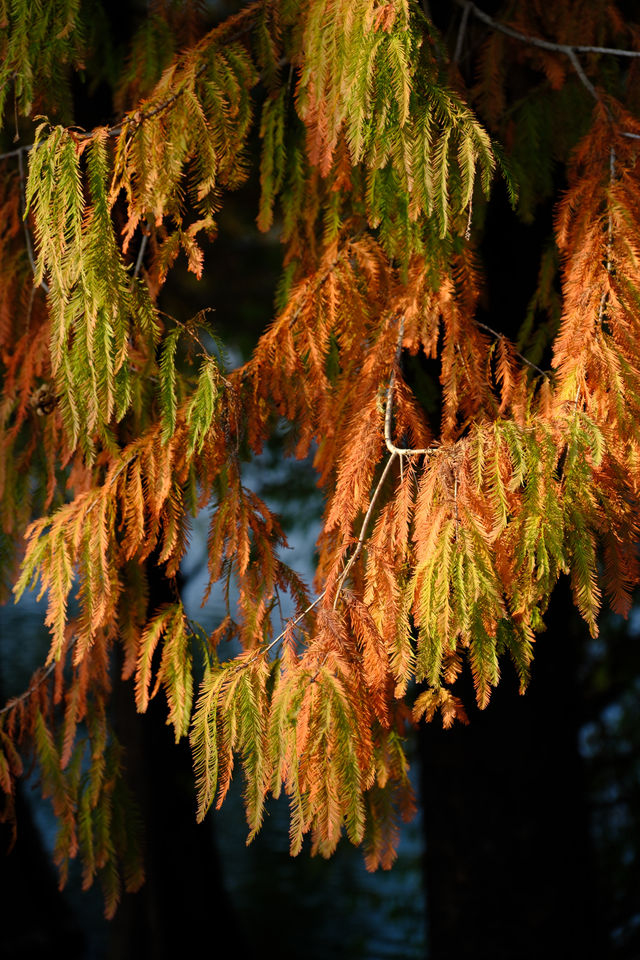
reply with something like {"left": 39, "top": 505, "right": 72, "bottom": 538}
{"left": 412, "top": 687, "right": 469, "bottom": 728}
{"left": 325, "top": 394, "right": 385, "bottom": 536}
{"left": 346, "top": 596, "right": 392, "bottom": 725}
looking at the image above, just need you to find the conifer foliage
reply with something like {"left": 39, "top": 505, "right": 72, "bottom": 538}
{"left": 1, "top": 0, "right": 640, "bottom": 915}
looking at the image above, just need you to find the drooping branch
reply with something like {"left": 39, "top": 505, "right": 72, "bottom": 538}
{"left": 242, "top": 591, "right": 328, "bottom": 668}
{"left": 0, "top": 1, "right": 274, "bottom": 167}
{"left": 455, "top": 0, "right": 640, "bottom": 59}
{"left": 132, "top": 232, "right": 148, "bottom": 278}
{"left": 455, "top": 0, "right": 637, "bottom": 108}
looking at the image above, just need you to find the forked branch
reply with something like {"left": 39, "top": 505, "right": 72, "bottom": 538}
{"left": 455, "top": 0, "right": 638, "bottom": 110}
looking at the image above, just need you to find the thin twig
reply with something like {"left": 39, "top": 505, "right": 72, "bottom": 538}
{"left": 228, "top": 317, "right": 422, "bottom": 647}
{"left": 119, "top": 60, "right": 210, "bottom": 136}
{"left": 0, "top": 74, "right": 193, "bottom": 164}
{"left": 272, "top": 583, "right": 286, "bottom": 635}
{"left": 13, "top": 89, "right": 20, "bottom": 144}
{"left": 0, "top": 143, "right": 32, "bottom": 162}
{"left": 456, "top": 0, "right": 640, "bottom": 58}
{"left": 0, "top": 662, "right": 57, "bottom": 717}
{"left": 240, "top": 590, "right": 327, "bottom": 670}
{"left": 465, "top": 197, "right": 473, "bottom": 240}
{"left": 227, "top": 317, "right": 431, "bottom": 637}
{"left": 476, "top": 321, "right": 550, "bottom": 379}
{"left": 0, "top": 58, "right": 208, "bottom": 164}
{"left": 455, "top": 0, "right": 638, "bottom": 109}
{"left": 0, "top": 6, "right": 271, "bottom": 166}
{"left": 572, "top": 148, "right": 616, "bottom": 415}
{"left": 133, "top": 232, "right": 148, "bottom": 278}
{"left": 596, "top": 146, "right": 616, "bottom": 325}
{"left": 565, "top": 47, "right": 602, "bottom": 105}
{"left": 17, "top": 148, "right": 49, "bottom": 294}
{"left": 454, "top": 1, "right": 472, "bottom": 65}
{"left": 453, "top": 471, "right": 459, "bottom": 539}
{"left": 333, "top": 451, "right": 398, "bottom": 608}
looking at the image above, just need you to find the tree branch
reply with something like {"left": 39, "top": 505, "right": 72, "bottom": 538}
{"left": 0, "top": 662, "right": 57, "bottom": 717}
{"left": 455, "top": 0, "right": 638, "bottom": 108}
{"left": 0, "top": 7, "right": 284, "bottom": 167}
{"left": 385, "top": 316, "right": 434, "bottom": 457}
{"left": 133, "top": 233, "right": 148, "bottom": 279}
{"left": 333, "top": 451, "right": 398, "bottom": 608}
{"left": 453, "top": 1, "right": 472, "bottom": 64}
{"left": 456, "top": 0, "right": 640, "bottom": 58}
{"left": 476, "top": 322, "right": 550, "bottom": 380}
{"left": 565, "top": 47, "right": 601, "bottom": 104}
{"left": 17, "top": 147, "right": 49, "bottom": 294}
{"left": 236, "top": 590, "right": 327, "bottom": 671}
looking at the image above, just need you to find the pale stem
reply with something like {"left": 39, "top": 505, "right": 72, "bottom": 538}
{"left": 455, "top": 0, "right": 639, "bottom": 111}
{"left": 17, "top": 148, "right": 49, "bottom": 294}
{"left": 477, "top": 322, "right": 549, "bottom": 379}
{"left": 239, "top": 590, "right": 327, "bottom": 670}
{"left": 455, "top": 0, "right": 640, "bottom": 58}
{"left": 454, "top": 1, "right": 472, "bottom": 64}
{"left": 332, "top": 450, "right": 398, "bottom": 609}
{"left": 0, "top": 661, "right": 58, "bottom": 717}
{"left": 133, "top": 233, "right": 148, "bottom": 278}
{"left": 385, "top": 316, "right": 434, "bottom": 456}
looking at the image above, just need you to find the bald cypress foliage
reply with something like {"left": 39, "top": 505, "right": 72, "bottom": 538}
{"left": 1, "top": 0, "right": 639, "bottom": 915}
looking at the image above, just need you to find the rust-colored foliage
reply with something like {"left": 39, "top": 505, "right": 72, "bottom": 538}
{"left": 0, "top": 0, "right": 639, "bottom": 914}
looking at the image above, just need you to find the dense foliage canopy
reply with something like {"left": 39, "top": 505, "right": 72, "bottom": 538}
{"left": 1, "top": 0, "right": 640, "bottom": 917}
